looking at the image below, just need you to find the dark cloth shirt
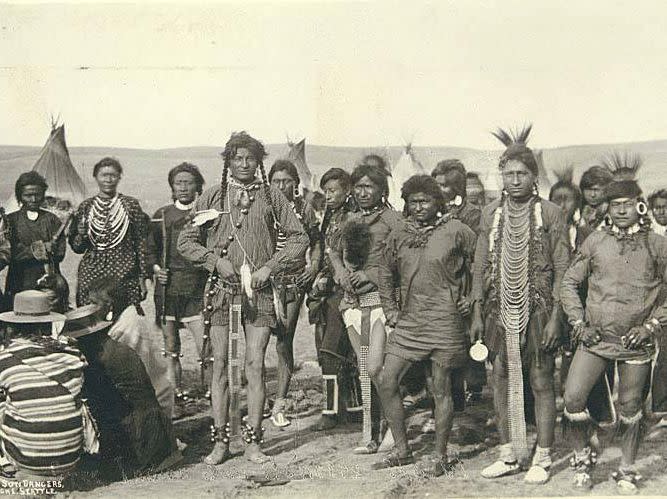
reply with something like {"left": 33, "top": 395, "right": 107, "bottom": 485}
{"left": 347, "top": 208, "right": 404, "bottom": 288}
{"left": 146, "top": 204, "right": 207, "bottom": 297}
{"left": 378, "top": 218, "right": 477, "bottom": 349}
{"left": 449, "top": 200, "right": 482, "bottom": 235}
{"left": 69, "top": 194, "right": 148, "bottom": 310}
{"left": 5, "top": 208, "right": 65, "bottom": 299}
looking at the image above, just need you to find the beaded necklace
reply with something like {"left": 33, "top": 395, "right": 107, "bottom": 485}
{"left": 88, "top": 195, "right": 129, "bottom": 251}
{"left": 489, "top": 194, "right": 543, "bottom": 461}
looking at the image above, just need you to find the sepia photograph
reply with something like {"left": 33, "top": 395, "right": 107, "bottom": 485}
{"left": 0, "top": 0, "right": 667, "bottom": 497}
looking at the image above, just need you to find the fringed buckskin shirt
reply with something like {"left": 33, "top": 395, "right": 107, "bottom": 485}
{"left": 378, "top": 218, "right": 477, "bottom": 350}
{"left": 560, "top": 228, "right": 667, "bottom": 361}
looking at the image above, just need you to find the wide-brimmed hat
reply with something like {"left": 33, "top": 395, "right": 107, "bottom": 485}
{"left": 61, "top": 304, "right": 112, "bottom": 339}
{"left": 0, "top": 290, "right": 66, "bottom": 324}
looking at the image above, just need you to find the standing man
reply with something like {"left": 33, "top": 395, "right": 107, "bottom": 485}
{"left": 373, "top": 175, "right": 476, "bottom": 475}
{"left": 470, "top": 126, "right": 569, "bottom": 484}
{"left": 147, "top": 162, "right": 208, "bottom": 409}
{"left": 5, "top": 172, "right": 67, "bottom": 307}
{"left": 178, "top": 132, "right": 308, "bottom": 465}
{"left": 560, "top": 156, "right": 667, "bottom": 492}
{"left": 432, "top": 159, "right": 484, "bottom": 411}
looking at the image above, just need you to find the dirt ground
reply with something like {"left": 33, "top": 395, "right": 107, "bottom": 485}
{"left": 53, "top": 295, "right": 667, "bottom": 499}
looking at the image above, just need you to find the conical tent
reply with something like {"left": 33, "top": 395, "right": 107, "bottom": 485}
{"left": 5, "top": 124, "right": 86, "bottom": 215}
{"left": 387, "top": 144, "right": 426, "bottom": 211}
{"left": 285, "top": 138, "right": 315, "bottom": 193}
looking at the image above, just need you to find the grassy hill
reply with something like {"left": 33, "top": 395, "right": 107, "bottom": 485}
{"left": 1, "top": 140, "right": 666, "bottom": 214}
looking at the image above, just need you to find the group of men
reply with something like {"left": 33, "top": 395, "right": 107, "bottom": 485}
{"left": 0, "top": 128, "right": 665, "bottom": 494}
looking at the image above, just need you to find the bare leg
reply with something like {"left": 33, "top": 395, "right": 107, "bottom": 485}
{"left": 205, "top": 325, "right": 231, "bottom": 465}
{"left": 529, "top": 355, "right": 556, "bottom": 449}
{"left": 431, "top": 363, "right": 454, "bottom": 459}
{"left": 617, "top": 362, "right": 651, "bottom": 469}
{"left": 375, "top": 354, "right": 413, "bottom": 457}
{"left": 563, "top": 349, "right": 608, "bottom": 452}
{"left": 275, "top": 295, "right": 303, "bottom": 400}
{"left": 243, "top": 324, "right": 272, "bottom": 463}
{"left": 184, "top": 317, "right": 205, "bottom": 356}
{"left": 162, "top": 320, "right": 182, "bottom": 391}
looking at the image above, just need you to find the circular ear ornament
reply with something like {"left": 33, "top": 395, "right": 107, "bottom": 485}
{"left": 636, "top": 201, "right": 648, "bottom": 216}
{"left": 453, "top": 195, "right": 463, "bottom": 207}
{"left": 469, "top": 340, "right": 489, "bottom": 362}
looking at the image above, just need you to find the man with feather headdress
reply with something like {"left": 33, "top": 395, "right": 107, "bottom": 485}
{"left": 560, "top": 154, "right": 667, "bottom": 493}
{"left": 549, "top": 167, "right": 614, "bottom": 434}
{"left": 470, "top": 125, "right": 570, "bottom": 484}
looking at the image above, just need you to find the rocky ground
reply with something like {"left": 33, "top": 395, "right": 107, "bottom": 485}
{"left": 55, "top": 312, "right": 667, "bottom": 499}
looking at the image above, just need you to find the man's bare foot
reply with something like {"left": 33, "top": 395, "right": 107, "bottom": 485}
{"left": 245, "top": 443, "right": 269, "bottom": 464}
{"left": 204, "top": 442, "right": 231, "bottom": 465}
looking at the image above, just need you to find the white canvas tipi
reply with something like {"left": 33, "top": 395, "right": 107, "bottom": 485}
{"left": 5, "top": 124, "right": 86, "bottom": 216}
{"left": 387, "top": 144, "right": 426, "bottom": 211}
{"left": 285, "top": 137, "right": 316, "bottom": 193}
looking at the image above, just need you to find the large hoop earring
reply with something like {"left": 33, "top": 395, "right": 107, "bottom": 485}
{"left": 636, "top": 201, "right": 648, "bottom": 216}
{"left": 532, "top": 182, "right": 538, "bottom": 196}
{"left": 293, "top": 185, "right": 300, "bottom": 198}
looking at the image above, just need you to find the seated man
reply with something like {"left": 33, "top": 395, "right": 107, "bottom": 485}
{"left": 0, "top": 290, "right": 85, "bottom": 480}
{"left": 61, "top": 301, "right": 181, "bottom": 480}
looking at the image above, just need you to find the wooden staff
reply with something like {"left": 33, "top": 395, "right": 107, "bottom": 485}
{"left": 159, "top": 211, "right": 169, "bottom": 325}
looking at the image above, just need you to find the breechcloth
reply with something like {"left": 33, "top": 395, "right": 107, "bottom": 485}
{"left": 343, "top": 291, "right": 386, "bottom": 444}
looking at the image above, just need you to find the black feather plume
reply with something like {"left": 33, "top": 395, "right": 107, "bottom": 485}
{"left": 492, "top": 124, "right": 533, "bottom": 147}
{"left": 600, "top": 152, "right": 642, "bottom": 181}
{"left": 552, "top": 164, "right": 575, "bottom": 185}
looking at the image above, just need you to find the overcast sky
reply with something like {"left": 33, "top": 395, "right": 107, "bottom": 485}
{"left": 1, "top": 1, "right": 666, "bottom": 150}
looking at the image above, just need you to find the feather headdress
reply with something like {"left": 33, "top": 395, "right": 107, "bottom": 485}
{"left": 600, "top": 152, "right": 642, "bottom": 200}
{"left": 601, "top": 152, "right": 642, "bottom": 181}
{"left": 491, "top": 124, "right": 533, "bottom": 148}
{"left": 552, "top": 164, "right": 575, "bottom": 186}
{"left": 492, "top": 124, "right": 538, "bottom": 175}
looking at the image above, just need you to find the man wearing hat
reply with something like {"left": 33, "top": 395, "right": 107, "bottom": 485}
{"left": 0, "top": 290, "right": 85, "bottom": 479}
{"left": 561, "top": 154, "right": 667, "bottom": 492}
{"left": 60, "top": 302, "right": 181, "bottom": 479}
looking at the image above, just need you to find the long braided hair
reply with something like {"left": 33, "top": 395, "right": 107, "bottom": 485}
{"left": 219, "top": 131, "right": 275, "bottom": 217}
